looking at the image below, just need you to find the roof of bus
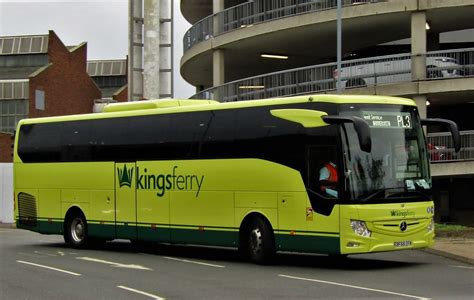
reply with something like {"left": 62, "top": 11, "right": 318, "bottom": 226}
{"left": 18, "top": 94, "right": 416, "bottom": 125}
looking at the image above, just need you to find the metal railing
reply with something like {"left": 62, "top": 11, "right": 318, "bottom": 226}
{"left": 427, "top": 48, "right": 474, "bottom": 77}
{"left": 183, "top": 15, "right": 213, "bottom": 52}
{"left": 183, "top": 0, "right": 378, "bottom": 52}
{"left": 191, "top": 48, "right": 474, "bottom": 101}
{"left": 427, "top": 131, "right": 474, "bottom": 162}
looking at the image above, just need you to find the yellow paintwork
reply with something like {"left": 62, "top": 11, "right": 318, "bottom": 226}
{"left": 38, "top": 189, "right": 61, "bottom": 220}
{"left": 270, "top": 109, "right": 329, "bottom": 128}
{"left": 13, "top": 94, "right": 433, "bottom": 255}
{"left": 116, "top": 162, "right": 137, "bottom": 225}
{"left": 103, "top": 99, "right": 219, "bottom": 113}
{"left": 235, "top": 192, "right": 278, "bottom": 209}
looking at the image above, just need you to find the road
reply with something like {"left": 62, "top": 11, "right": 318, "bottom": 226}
{"left": 1, "top": 228, "right": 473, "bottom": 299}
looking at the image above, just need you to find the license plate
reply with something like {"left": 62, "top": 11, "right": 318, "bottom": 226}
{"left": 394, "top": 241, "right": 412, "bottom": 247}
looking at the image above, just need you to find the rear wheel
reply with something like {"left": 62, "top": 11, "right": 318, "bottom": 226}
{"left": 346, "top": 78, "right": 367, "bottom": 88}
{"left": 64, "top": 211, "right": 89, "bottom": 248}
{"left": 242, "top": 217, "right": 275, "bottom": 264}
{"left": 427, "top": 65, "right": 442, "bottom": 78}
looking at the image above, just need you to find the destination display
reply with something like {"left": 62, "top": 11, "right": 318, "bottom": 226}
{"left": 361, "top": 111, "right": 412, "bottom": 129}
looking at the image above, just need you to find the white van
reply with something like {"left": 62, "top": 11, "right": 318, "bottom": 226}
{"left": 335, "top": 55, "right": 462, "bottom": 88}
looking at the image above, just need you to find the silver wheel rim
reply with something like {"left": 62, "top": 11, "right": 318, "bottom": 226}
{"left": 250, "top": 227, "right": 262, "bottom": 256}
{"left": 70, "top": 218, "right": 85, "bottom": 243}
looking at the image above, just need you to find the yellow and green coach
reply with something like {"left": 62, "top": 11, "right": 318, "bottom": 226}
{"left": 13, "top": 94, "right": 460, "bottom": 264}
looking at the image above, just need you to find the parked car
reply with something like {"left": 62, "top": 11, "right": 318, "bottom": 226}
{"left": 428, "top": 143, "right": 452, "bottom": 161}
{"left": 334, "top": 56, "right": 462, "bottom": 89}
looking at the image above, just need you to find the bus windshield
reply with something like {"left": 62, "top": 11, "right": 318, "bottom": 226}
{"left": 339, "top": 105, "right": 431, "bottom": 203}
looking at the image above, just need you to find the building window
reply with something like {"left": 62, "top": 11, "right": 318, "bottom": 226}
{"left": 0, "top": 99, "right": 28, "bottom": 133}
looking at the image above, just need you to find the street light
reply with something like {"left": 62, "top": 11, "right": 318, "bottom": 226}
{"left": 336, "top": 0, "right": 342, "bottom": 93}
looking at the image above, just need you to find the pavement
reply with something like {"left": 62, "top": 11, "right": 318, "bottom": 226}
{"left": 424, "top": 237, "right": 474, "bottom": 265}
{"left": 1, "top": 222, "right": 472, "bottom": 265}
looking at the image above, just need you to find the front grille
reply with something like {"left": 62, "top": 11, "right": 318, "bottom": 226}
{"left": 372, "top": 219, "right": 427, "bottom": 234}
{"left": 18, "top": 192, "right": 37, "bottom": 227}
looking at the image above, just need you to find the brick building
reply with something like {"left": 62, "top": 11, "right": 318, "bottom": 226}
{"left": 0, "top": 30, "right": 102, "bottom": 162}
{"left": 87, "top": 59, "right": 128, "bottom": 103}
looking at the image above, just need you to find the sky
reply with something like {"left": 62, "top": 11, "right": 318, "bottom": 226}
{"left": 0, "top": 0, "right": 195, "bottom": 98}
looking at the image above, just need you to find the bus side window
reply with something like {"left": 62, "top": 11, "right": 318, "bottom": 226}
{"left": 200, "top": 110, "right": 236, "bottom": 158}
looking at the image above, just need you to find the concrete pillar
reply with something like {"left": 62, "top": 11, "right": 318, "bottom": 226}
{"left": 128, "top": 0, "right": 144, "bottom": 101}
{"left": 144, "top": 0, "right": 160, "bottom": 100}
{"left": 213, "top": 49, "right": 225, "bottom": 100}
{"left": 213, "top": 0, "right": 224, "bottom": 34}
{"left": 411, "top": 11, "right": 427, "bottom": 81}
{"left": 212, "top": 1, "right": 225, "bottom": 100}
{"left": 158, "top": 0, "right": 173, "bottom": 98}
{"left": 413, "top": 95, "right": 427, "bottom": 119}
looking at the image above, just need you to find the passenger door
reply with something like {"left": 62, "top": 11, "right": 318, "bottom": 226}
{"left": 115, "top": 162, "right": 137, "bottom": 240}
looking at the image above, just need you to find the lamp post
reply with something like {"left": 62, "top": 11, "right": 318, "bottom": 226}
{"left": 336, "top": 0, "right": 342, "bottom": 93}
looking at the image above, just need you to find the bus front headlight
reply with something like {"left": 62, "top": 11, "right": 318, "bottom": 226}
{"left": 351, "top": 220, "right": 372, "bottom": 237}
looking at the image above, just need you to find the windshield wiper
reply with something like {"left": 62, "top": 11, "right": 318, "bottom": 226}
{"left": 358, "top": 188, "right": 430, "bottom": 202}
{"left": 386, "top": 190, "right": 431, "bottom": 201}
{"left": 358, "top": 189, "right": 387, "bottom": 202}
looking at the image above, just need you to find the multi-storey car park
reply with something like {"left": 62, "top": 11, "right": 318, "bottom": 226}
{"left": 179, "top": 0, "right": 474, "bottom": 226}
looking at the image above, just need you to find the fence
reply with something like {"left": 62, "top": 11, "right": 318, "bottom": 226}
{"left": 184, "top": 0, "right": 378, "bottom": 52}
{"left": 191, "top": 48, "right": 474, "bottom": 101}
{"left": 427, "top": 131, "right": 474, "bottom": 162}
{"left": 0, "top": 163, "right": 13, "bottom": 223}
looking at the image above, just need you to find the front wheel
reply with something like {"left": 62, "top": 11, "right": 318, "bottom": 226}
{"left": 243, "top": 217, "right": 275, "bottom": 264}
{"left": 64, "top": 212, "right": 89, "bottom": 248}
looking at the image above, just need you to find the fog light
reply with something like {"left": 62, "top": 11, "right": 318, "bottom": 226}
{"left": 351, "top": 220, "right": 371, "bottom": 237}
{"left": 427, "top": 217, "right": 434, "bottom": 233}
{"left": 347, "top": 242, "right": 360, "bottom": 247}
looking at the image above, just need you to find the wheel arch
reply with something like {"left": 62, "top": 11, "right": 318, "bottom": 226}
{"left": 238, "top": 211, "right": 276, "bottom": 247}
{"left": 63, "top": 205, "right": 87, "bottom": 228}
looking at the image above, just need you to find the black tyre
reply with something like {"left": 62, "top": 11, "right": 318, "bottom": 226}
{"left": 427, "top": 65, "right": 442, "bottom": 78}
{"left": 242, "top": 217, "right": 275, "bottom": 264}
{"left": 346, "top": 78, "right": 366, "bottom": 88}
{"left": 64, "top": 211, "right": 89, "bottom": 248}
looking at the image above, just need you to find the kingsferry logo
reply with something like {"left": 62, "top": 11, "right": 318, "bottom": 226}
{"left": 117, "top": 165, "right": 133, "bottom": 188}
{"left": 117, "top": 165, "right": 205, "bottom": 198}
{"left": 390, "top": 210, "right": 416, "bottom": 217}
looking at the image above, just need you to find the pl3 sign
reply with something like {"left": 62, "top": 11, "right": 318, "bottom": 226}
{"left": 362, "top": 111, "right": 412, "bottom": 129}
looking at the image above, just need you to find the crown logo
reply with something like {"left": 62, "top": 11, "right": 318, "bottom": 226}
{"left": 117, "top": 165, "right": 133, "bottom": 188}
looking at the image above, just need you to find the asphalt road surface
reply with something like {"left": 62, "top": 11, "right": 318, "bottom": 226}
{"left": 1, "top": 228, "right": 473, "bottom": 299}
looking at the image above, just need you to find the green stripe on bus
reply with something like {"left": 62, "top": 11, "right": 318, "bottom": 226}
{"left": 276, "top": 234, "right": 340, "bottom": 254}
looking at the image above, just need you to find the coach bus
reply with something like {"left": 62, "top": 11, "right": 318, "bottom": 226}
{"left": 13, "top": 95, "right": 460, "bottom": 264}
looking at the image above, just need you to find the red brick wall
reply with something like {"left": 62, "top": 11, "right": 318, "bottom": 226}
{"left": 28, "top": 30, "right": 101, "bottom": 119}
{"left": 113, "top": 85, "right": 128, "bottom": 102}
{"left": 0, "top": 133, "right": 13, "bottom": 162}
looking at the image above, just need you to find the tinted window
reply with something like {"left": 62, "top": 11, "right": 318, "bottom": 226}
{"left": 18, "top": 102, "right": 340, "bottom": 169}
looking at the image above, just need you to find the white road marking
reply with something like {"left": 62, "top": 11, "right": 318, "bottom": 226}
{"left": 279, "top": 274, "right": 430, "bottom": 300}
{"left": 117, "top": 285, "right": 165, "bottom": 299}
{"left": 57, "top": 251, "right": 65, "bottom": 256}
{"left": 76, "top": 256, "right": 152, "bottom": 270}
{"left": 450, "top": 265, "right": 474, "bottom": 270}
{"left": 163, "top": 256, "right": 225, "bottom": 268}
{"left": 17, "top": 260, "right": 81, "bottom": 276}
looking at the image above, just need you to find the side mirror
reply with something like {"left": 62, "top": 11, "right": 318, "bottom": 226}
{"left": 270, "top": 109, "right": 329, "bottom": 128}
{"left": 270, "top": 109, "right": 372, "bottom": 152}
{"left": 421, "top": 118, "right": 461, "bottom": 152}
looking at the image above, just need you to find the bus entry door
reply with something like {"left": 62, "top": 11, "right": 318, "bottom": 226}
{"left": 115, "top": 162, "right": 137, "bottom": 240}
